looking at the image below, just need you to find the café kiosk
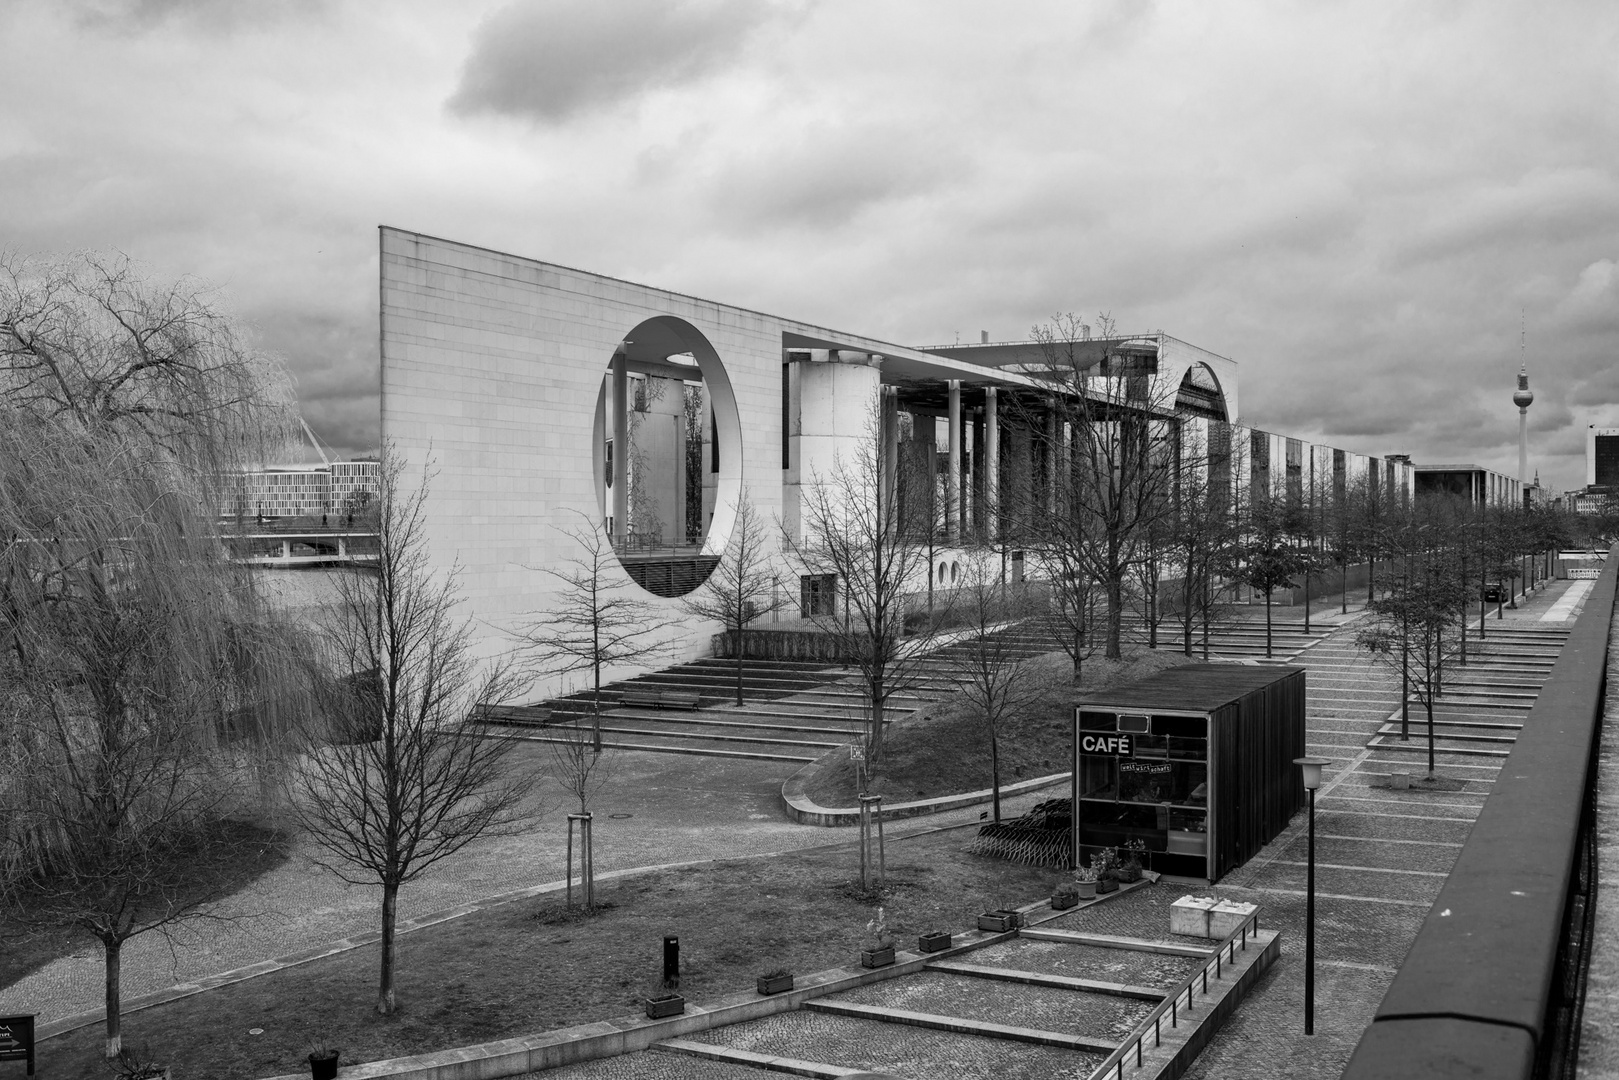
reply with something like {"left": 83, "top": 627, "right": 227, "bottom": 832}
{"left": 1074, "top": 663, "right": 1307, "bottom": 883}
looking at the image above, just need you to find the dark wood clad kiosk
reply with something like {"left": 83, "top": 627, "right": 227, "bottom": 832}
{"left": 1074, "top": 663, "right": 1307, "bottom": 883}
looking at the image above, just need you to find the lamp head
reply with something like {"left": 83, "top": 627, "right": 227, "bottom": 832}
{"left": 1295, "top": 757, "right": 1331, "bottom": 790}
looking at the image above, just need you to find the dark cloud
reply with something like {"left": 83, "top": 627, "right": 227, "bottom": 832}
{"left": 448, "top": 0, "right": 790, "bottom": 123}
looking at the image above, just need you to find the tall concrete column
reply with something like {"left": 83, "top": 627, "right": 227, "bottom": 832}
{"left": 1043, "top": 403, "right": 1058, "bottom": 516}
{"left": 880, "top": 386, "right": 899, "bottom": 522}
{"left": 612, "top": 349, "right": 628, "bottom": 540}
{"left": 948, "top": 380, "right": 962, "bottom": 543}
{"left": 985, "top": 388, "right": 1000, "bottom": 541}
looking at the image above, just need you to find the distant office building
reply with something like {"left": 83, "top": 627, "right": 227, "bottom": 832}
{"left": 226, "top": 460, "right": 379, "bottom": 520}
{"left": 1587, "top": 426, "right": 1619, "bottom": 490}
{"left": 1413, "top": 463, "right": 1520, "bottom": 508}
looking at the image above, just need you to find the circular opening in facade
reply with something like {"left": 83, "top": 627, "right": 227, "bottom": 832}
{"left": 591, "top": 316, "right": 742, "bottom": 598}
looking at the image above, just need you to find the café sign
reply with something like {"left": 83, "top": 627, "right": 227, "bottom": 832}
{"left": 0, "top": 1014, "right": 34, "bottom": 1076}
{"left": 1080, "top": 733, "right": 1133, "bottom": 756}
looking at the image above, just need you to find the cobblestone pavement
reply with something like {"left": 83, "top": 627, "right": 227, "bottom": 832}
{"left": 1174, "top": 577, "right": 1580, "bottom": 1079}
{"left": 0, "top": 746, "right": 1054, "bottom": 1026}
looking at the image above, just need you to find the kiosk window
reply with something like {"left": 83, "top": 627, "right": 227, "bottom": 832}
{"left": 1080, "top": 755, "right": 1117, "bottom": 799}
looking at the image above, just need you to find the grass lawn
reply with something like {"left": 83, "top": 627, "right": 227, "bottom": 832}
{"left": 0, "top": 819, "right": 291, "bottom": 987}
{"left": 35, "top": 824, "right": 1074, "bottom": 1079}
{"left": 803, "top": 647, "right": 1194, "bottom": 807}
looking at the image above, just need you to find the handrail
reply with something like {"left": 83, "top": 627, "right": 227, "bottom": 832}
{"left": 1087, "top": 908, "right": 1263, "bottom": 1080}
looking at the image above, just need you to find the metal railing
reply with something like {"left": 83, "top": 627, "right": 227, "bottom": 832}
{"left": 1088, "top": 909, "right": 1265, "bottom": 1080}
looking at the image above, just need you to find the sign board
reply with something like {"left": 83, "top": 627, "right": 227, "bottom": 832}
{"left": 1079, "top": 733, "right": 1133, "bottom": 756}
{"left": 0, "top": 1014, "right": 34, "bottom": 1076}
{"left": 848, "top": 744, "right": 865, "bottom": 764}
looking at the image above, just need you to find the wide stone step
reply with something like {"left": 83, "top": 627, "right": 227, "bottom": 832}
{"left": 926, "top": 959, "right": 1166, "bottom": 1001}
{"left": 803, "top": 999, "right": 1120, "bottom": 1054}
{"left": 489, "top": 730, "right": 818, "bottom": 762}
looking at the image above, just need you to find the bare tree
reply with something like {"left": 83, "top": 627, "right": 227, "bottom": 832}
{"left": 783, "top": 404, "right": 936, "bottom": 770}
{"left": 1233, "top": 492, "right": 1308, "bottom": 658}
{"left": 0, "top": 252, "right": 299, "bottom": 1060}
{"left": 1026, "top": 313, "right": 1184, "bottom": 660}
{"left": 948, "top": 550, "right": 1047, "bottom": 822}
{"left": 542, "top": 717, "right": 614, "bottom": 909}
{"left": 519, "top": 509, "right": 678, "bottom": 749}
{"left": 1031, "top": 520, "right": 1099, "bottom": 682}
{"left": 682, "top": 488, "right": 789, "bottom": 705}
{"left": 1356, "top": 512, "right": 1469, "bottom": 778}
{"left": 1164, "top": 425, "right": 1239, "bottom": 658}
{"left": 292, "top": 449, "right": 538, "bottom": 1015}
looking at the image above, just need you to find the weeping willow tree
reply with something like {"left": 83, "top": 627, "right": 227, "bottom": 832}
{"left": 0, "top": 252, "right": 303, "bottom": 1060}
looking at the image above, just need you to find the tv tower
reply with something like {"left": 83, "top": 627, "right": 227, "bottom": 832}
{"left": 1514, "top": 366, "right": 1533, "bottom": 487}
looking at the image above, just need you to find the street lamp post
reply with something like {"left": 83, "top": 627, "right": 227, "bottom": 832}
{"left": 1295, "top": 757, "right": 1331, "bottom": 1035}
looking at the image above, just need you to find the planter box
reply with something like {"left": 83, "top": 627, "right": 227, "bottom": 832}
{"left": 1115, "top": 865, "right": 1143, "bottom": 883}
{"left": 1209, "top": 900, "right": 1259, "bottom": 939}
{"left": 977, "top": 910, "right": 1021, "bottom": 932}
{"left": 917, "top": 931, "right": 952, "bottom": 953}
{"left": 860, "top": 945, "right": 896, "bottom": 968}
{"left": 756, "top": 973, "right": 794, "bottom": 995}
{"left": 1095, "top": 877, "right": 1119, "bottom": 894}
{"left": 644, "top": 993, "right": 685, "bottom": 1019}
{"left": 1171, "top": 895, "right": 1217, "bottom": 938}
{"left": 1051, "top": 891, "right": 1079, "bottom": 910}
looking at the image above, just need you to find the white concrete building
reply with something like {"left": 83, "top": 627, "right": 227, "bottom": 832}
{"left": 377, "top": 228, "right": 1417, "bottom": 699}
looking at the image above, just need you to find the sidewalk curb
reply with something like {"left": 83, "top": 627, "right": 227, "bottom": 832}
{"left": 781, "top": 764, "right": 1073, "bottom": 826}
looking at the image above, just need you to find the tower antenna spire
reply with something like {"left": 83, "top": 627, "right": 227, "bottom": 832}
{"left": 1514, "top": 312, "right": 1533, "bottom": 491}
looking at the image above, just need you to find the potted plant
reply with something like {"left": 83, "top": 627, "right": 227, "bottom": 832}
{"left": 644, "top": 975, "right": 685, "bottom": 1018}
{"left": 917, "top": 929, "right": 952, "bottom": 953}
{"left": 756, "top": 966, "right": 794, "bottom": 995}
{"left": 306, "top": 1039, "right": 341, "bottom": 1080}
{"left": 977, "top": 907, "right": 1021, "bottom": 932}
{"left": 1051, "top": 880, "right": 1080, "bottom": 910}
{"left": 1092, "top": 852, "right": 1119, "bottom": 894}
{"left": 860, "top": 906, "right": 896, "bottom": 968}
{"left": 1115, "top": 839, "right": 1147, "bottom": 884}
{"left": 111, "top": 1045, "right": 171, "bottom": 1080}
{"left": 1073, "top": 865, "right": 1099, "bottom": 900}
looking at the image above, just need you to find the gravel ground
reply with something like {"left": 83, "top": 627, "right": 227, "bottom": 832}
{"left": 831, "top": 969, "right": 1155, "bottom": 1040}
{"left": 0, "top": 745, "right": 1056, "bottom": 1025}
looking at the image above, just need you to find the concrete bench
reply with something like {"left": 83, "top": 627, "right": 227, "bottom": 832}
{"left": 620, "top": 689, "right": 703, "bottom": 710}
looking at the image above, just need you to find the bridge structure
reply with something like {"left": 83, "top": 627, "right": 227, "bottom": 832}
{"left": 221, "top": 523, "right": 379, "bottom": 567}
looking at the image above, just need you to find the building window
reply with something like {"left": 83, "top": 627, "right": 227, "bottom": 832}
{"left": 801, "top": 574, "right": 837, "bottom": 618}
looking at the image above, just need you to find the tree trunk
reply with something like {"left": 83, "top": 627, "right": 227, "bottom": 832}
{"left": 868, "top": 671, "right": 885, "bottom": 767}
{"left": 1072, "top": 621, "right": 1083, "bottom": 684}
{"left": 1303, "top": 566, "right": 1310, "bottom": 635}
{"left": 1264, "top": 588, "right": 1273, "bottom": 658}
{"left": 1201, "top": 580, "right": 1211, "bottom": 661}
{"left": 1105, "top": 578, "right": 1123, "bottom": 660}
{"left": 103, "top": 936, "right": 122, "bottom": 1060}
{"left": 1183, "top": 573, "right": 1195, "bottom": 657}
{"left": 734, "top": 635, "right": 745, "bottom": 706}
{"left": 1426, "top": 695, "right": 1436, "bottom": 778}
{"left": 377, "top": 882, "right": 399, "bottom": 1015}
{"left": 989, "top": 729, "right": 1002, "bottom": 823}
{"left": 1341, "top": 558, "right": 1347, "bottom": 614}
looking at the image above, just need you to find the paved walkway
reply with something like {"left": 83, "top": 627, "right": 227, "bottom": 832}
{"left": 0, "top": 747, "right": 1054, "bottom": 1028}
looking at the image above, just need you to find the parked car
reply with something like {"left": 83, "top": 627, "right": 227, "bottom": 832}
{"left": 1482, "top": 581, "right": 1504, "bottom": 603}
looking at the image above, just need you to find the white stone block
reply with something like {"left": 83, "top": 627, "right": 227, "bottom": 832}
{"left": 1208, "top": 900, "right": 1259, "bottom": 940}
{"left": 1170, "top": 895, "right": 1217, "bottom": 938}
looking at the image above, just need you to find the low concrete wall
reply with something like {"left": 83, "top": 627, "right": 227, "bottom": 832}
{"left": 781, "top": 764, "right": 1072, "bottom": 827}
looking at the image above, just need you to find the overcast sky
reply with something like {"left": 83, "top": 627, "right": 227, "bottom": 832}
{"left": 5, "top": 0, "right": 1616, "bottom": 489}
